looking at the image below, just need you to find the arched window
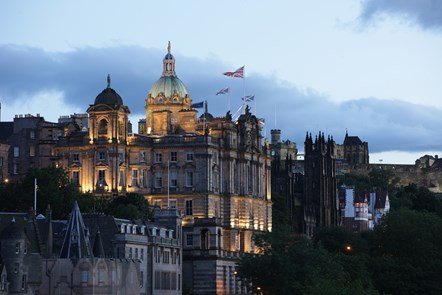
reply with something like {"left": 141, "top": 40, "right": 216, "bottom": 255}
{"left": 173, "top": 98, "right": 178, "bottom": 103}
{"left": 200, "top": 229, "right": 210, "bottom": 250}
{"left": 98, "top": 119, "right": 108, "bottom": 135}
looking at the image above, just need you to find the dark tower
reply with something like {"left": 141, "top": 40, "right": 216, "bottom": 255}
{"left": 303, "top": 132, "right": 339, "bottom": 236}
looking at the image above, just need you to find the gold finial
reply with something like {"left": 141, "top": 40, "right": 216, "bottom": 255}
{"left": 167, "top": 41, "right": 171, "bottom": 54}
{"left": 107, "top": 74, "right": 111, "bottom": 88}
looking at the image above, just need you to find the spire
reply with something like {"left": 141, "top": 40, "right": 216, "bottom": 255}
{"left": 59, "top": 201, "right": 93, "bottom": 259}
{"left": 93, "top": 229, "right": 105, "bottom": 258}
{"left": 162, "top": 42, "right": 176, "bottom": 77}
{"left": 107, "top": 74, "right": 111, "bottom": 88}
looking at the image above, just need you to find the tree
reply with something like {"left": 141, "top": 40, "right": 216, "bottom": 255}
{"left": 368, "top": 209, "right": 442, "bottom": 294}
{"left": 106, "top": 193, "right": 151, "bottom": 220}
{"left": 0, "top": 167, "right": 80, "bottom": 219}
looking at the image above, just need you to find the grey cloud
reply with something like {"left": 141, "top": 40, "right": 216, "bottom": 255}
{"left": 359, "top": 0, "right": 442, "bottom": 30}
{"left": 0, "top": 44, "right": 441, "bottom": 154}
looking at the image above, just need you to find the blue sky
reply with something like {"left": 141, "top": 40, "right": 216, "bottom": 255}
{"left": 0, "top": 0, "right": 441, "bottom": 163}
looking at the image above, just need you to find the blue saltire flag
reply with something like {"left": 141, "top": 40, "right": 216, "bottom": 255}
{"left": 241, "top": 95, "right": 254, "bottom": 102}
{"left": 216, "top": 87, "right": 229, "bottom": 95}
{"left": 191, "top": 101, "right": 204, "bottom": 108}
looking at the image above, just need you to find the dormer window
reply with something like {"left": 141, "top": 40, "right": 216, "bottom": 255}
{"left": 158, "top": 98, "right": 163, "bottom": 103}
{"left": 173, "top": 98, "right": 178, "bottom": 103}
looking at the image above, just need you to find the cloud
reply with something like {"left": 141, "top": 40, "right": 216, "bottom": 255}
{"left": 1, "top": 44, "right": 441, "bottom": 157}
{"left": 359, "top": 0, "right": 442, "bottom": 30}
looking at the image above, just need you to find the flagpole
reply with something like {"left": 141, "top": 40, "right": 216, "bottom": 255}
{"left": 228, "top": 85, "right": 231, "bottom": 112}
{"left": 243, "top": 66, "right": 246, "bottom": 114}
{"left": 167, "top": 161, "right": 170, "bottom": 208}
{"left": 34, "top": 178, "right": 37, "bottom": 215}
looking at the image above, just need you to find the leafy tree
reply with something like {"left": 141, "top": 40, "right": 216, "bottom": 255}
{"left": 0, "top": 167, "right": 80, "bottom": 219}
{"left": 368, "top": 209, "right": 442, "bottom": 294}
{"left": 392, "top": 184, "right": 442, "bottom": 217}
{"left": 106, "top": 193, "right": 151, "bottom": 220}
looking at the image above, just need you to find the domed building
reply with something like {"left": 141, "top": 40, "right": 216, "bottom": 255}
{"left": 54, "top": 43, "right": 272, "bottom": 295}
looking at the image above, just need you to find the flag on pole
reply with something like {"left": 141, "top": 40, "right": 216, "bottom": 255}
{"left": 223, "top": 66, "right": 244, "bottom": 78}
{"left": 241, "top": 95, "right": 254, "bottom": 102}
{"left": 216, "top": 87, "right": 229, "bottom": 95}
{"left": 191, "top": 101, "right": 204, "bottom": 108}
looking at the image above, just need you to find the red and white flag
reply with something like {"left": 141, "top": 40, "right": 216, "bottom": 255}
{"left": 223, "top": 66, "right": 244, "bottom": 78}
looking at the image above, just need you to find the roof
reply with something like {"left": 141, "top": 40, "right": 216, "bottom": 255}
{"left": 149, "top": 76, "right": 189, "bottom": 99}
{"left": 344, "top": 135, "right": 363, "bottom": 146}
{"left": 374, "top": 191, "right": 389, "bottom": 209}
{"left": 59, "top": 201, "right": 93, "bottom": 259}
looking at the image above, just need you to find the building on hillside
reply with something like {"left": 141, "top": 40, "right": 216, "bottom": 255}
{"left": 303, "top": 132, "right": 339, "bottom": 235}
{"left": 342, "top": 131, "right": 369, "bottom": 166}
{"left": 339, "top": 186, "right": 390, "bottom": 232}
{"left": 50, "top": 43, "right": 272, "bottom": 294}
{"left": 270, "top": 130, "right": 339, "bottom": 236}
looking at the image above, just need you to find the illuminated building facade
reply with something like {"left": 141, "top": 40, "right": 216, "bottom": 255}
{"left": 54, "top": 43, "right": 272, "bottom": 294}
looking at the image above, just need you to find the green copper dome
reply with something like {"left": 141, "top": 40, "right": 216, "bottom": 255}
{"left": 149, "top": 76, "right": 189, "bottom": 99}
{"left": 148, "top": 42, "right": 190, "bottom": 99}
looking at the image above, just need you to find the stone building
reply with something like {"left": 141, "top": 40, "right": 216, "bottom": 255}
{"left": 270, "top": 131, "right": 339, "bottom": 236}
{"left": 51, "top": 43, "right": 272, "bottom": 294}
{"left": 342, "top": 131, "right": 369, "bottom": 166}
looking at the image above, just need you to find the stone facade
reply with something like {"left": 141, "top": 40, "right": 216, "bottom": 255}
{"left": 51, "top": 44, "right": 272, "bottom": 294}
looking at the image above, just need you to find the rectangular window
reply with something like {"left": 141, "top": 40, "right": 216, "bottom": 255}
{"left": 0, "top": 157, "right": 3, "bottom": 167}
{"left": 13, "top": 163, "right": 19, "bottom": 175}
{"left": 131, "top": 169, "right": 138, "bottom": 187}
{"left": 135, "top": 248, "right": 138, "bottom": 259}
{"left": 171, "top": 272, "right": 177, "bottom": 290}
{"left": 155, "top": 172, "right": 162, "bottom": 188}
{"left": 140, "top": 248, "right": 144, "bottom": 260}
{"left": 73, "top": 153, "right": 80, "bottom": 162}
{"left": 98, "top": 270, "right": 105, "bottom": 282}
{"left": 98, "top": 151, "right": 106, "bottom": 161}
{"left": 21, "top": 275, "right": 26, "bottom": 290}
{"left": 15, "top": 242, "right": 20, "bottom": 254}
{"left": 14, "top": 146, "right": 19, "bottom": 158}
{"left": 14, "top": 263, "right": 19, "bottom": 273}
{"left": 185, "top": 171, "right": 194, "bottom": 187}
{"left": 81, "top": 271, "right": 88, "bottom": 283}
{"left": 129, "top": 247, "right": 132, "bottom": 259}
{"left": 186, "top": 234, "right": 193, "bottom": 246}
{"left": 29, "top": 145, "right": 35, "bottom": 157}
{"left": 170, "top": 200, "right": 177, "bottom": 209}
{"left": 30, "top": 130, "right": 35, "bottom": 139}
{"left": 185, "top": 200, "right": 193, "bottom": 216}
{"left": 98, "top": 170, "right": 106, "bottom": 183}
{"left": 72, "top": 171, "right": 79, "bottom": 185}
{"left": 170, "top": 171, "right": 177, "bottom": 187}
{"left": 155, "top": 152, "right": 162, "bottom": 163}
{"left": 155, "top": 271, "right": 161, "bottom": 290}
{"left": 163, "top": 250, "right": 170, "bottom": 264}
{"left": 186, "top": 152, "right": 193, "bottom": 162}
{"left": 170, "top": 151, "right": 177, "bottom": 162}
{"left": 140, "top": 271, "right": 144, "bottom": 288}
{"left": 119, "top": 170, "right": 125, "bottom": 187}
{"left": 140, "top": 169, "right": 146, "bottom": 188}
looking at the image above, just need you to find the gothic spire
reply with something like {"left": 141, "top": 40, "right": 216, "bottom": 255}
{"left": 59, "top": 201, "right": 93, "bottom": 259}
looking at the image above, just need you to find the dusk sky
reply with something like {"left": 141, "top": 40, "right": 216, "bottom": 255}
{"left": 1, "top": 0, "right": 441, "bottom": 164}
